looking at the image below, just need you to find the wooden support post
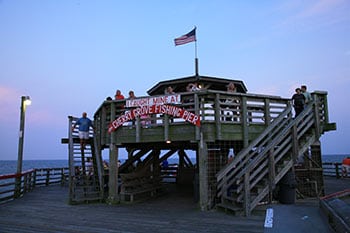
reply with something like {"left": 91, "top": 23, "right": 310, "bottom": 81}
{"left": 108, "top": 144, "right": 119, "bottom": 204}
{"left": 310, "top": 140, "right": 324, "bottom": 196}
{"left": 136, "top": 117, "right": 141, "bottom": 142}
{"left": 198, "top": 135, "right": 209, "bottom": 211}
{"left": 244, "top": 172, "right": 251, "bottom": 216}
{"left": 108, "top": 102, "right": 119, "bottom": 204}
{"left": 264, "top": 98, "right": 271, "bottom": 126}
{"left": 164, "top": 114, "right": 169, "bottom": 142}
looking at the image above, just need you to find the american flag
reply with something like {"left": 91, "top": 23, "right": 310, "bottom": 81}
{"left": 174, "top": 28, "right": 196, "bottom": 46}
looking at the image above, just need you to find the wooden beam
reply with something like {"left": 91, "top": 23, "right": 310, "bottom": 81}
{"left": 198, "top": 137, "right": 209, "bottom": 211}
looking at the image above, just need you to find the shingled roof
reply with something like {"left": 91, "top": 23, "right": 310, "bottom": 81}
{"left": 147, "top": 75, "right": 248, "bottom": 96}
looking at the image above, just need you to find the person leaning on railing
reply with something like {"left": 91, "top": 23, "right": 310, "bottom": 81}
{"left": 342, "top": 157, "right": 350, "bottom": 178}
{"left": 72, "top": 112, "right": 95, "bottom": 150}
{"left": 222, "top": 82, "right": 240, "bottom": 122}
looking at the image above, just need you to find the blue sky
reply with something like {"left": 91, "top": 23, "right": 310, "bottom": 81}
{"left": 0, "top": 0, "right": 349, "bottom": 160}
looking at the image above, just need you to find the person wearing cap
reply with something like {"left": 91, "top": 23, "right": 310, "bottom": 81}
{"left": 292, "top": 88, "right": 305, "bottom": 117}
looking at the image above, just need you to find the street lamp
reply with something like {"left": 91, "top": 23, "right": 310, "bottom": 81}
{"left": 15, "top": 96, "right": 31, "bottom": 198}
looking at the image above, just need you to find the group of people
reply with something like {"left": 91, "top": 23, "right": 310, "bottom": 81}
{"left": 72, "top": 83, "right": 312, "bottom": 151}
{"left": 292, "top": 85, "right": 312, "bottom": 117}
{"left": 105, "top": 89, "right": 136, "bottom": 101}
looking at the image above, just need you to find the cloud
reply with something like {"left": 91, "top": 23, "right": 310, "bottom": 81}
{"left": 276, "top": 0, "right": 349, "bottom": 30}
{"left": 296, "top": 0, "right": 345, "bottom": 18}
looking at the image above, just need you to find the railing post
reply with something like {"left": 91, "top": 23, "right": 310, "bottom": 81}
{"left": 14, "top": 173, "right": 21, "bottom": 199}
{"left": 335, "top": 163, "right": 340, "bottom": 179}
{"left": 46, "top": 169, "right": 50, "bottom": 186}
{"left": 241, "top": 96, "right": 249, "bottom": 148}
{"left": 33, "top": 169, "right": 37, "bottom": 188}
{"left": 215, "top": 93, "right": 221, "bottom": 139}
{"left": 23, "top": 174, "right": 28, "bottom": 194}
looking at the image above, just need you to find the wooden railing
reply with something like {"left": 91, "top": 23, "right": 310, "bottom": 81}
{"left": 216, "top": 91, "right": 332, "bottom": 215}
{"left": 93, "top": 90, "right": 290, "bottom": 147}
{"left": 0, "top": 167, "right": 69, "bottom": 204}
{"left": 322, "top": 162, "right": 343, "bottom": 178}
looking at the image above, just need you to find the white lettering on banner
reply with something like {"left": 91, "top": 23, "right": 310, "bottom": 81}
{"left": 108, "top": 103, "right": 200, "bottom": 133}
{"left": 126, "top": 94, "right": 181, "bottom": 107}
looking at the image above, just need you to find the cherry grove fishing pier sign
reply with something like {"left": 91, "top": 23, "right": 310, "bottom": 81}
{"left": 108, "top": 94, "right": 201, "bottom": 133}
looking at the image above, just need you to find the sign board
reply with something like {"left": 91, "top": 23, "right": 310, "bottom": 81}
{"left": 108, "top": 94, "right": 200, "bottom": 133}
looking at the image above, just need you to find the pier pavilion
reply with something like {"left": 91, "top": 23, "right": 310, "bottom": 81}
{"left": 63, "top": 75, "right": 336, "bottom": 216}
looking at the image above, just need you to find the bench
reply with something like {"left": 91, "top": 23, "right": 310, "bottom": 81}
{"left": 119, "top": 170, "right": 162, "bottom": 202}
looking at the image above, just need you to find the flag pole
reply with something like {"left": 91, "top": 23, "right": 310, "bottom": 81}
{"left": 194, "top": 26, "right": 199, "bottom": 77}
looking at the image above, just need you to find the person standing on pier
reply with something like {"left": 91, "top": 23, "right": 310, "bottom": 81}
{"left": 72, "top": 112, "right": 94, "bottom": 150}
{"left": 301, "top": 85, "right": 312, "bottom": 106}
{"left": 164, "top": 86, "right": 175, "bottom": 95}
{"left": 114, "top": 89, "right": 125, "bottom": 100}
{"left": 114, "top": 89, "right": 125, "bottom": 109}
{"left": 128, "top": 90, "right": 136, "bottom": 99}
{"left": 292, "top": 88, "right": 305, "bottom": 117}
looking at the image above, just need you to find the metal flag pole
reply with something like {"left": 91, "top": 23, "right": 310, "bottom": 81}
{"left": 194, "top": 26, "right": 199, "bottom": 77}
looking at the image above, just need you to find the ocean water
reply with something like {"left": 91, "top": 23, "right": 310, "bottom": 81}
{"left": 321, "top": 154, "right": 348, "bottom": 163}
{"left": 0, "top": 154, "right": 348, "bottom": 176}
{"left": 0, "top": 160, "right": 68, "bottom": 176}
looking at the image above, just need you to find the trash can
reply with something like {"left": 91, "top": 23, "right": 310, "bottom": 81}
{"left": 279, "top": 170, "right": 296, "bottom": 204}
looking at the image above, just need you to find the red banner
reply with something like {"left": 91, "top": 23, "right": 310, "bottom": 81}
{"left": 108, "top": 104, "right": 200, "bottom": 133}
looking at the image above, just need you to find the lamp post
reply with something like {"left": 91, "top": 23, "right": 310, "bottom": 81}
{"left": 15, "top": 96, "right": 31, "bottom": 198}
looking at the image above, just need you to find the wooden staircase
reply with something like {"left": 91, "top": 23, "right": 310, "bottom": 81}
{"left": 216, "top": 94, "right": 331, "bottom": 216}
{"left": 67, "top": 116, "right": 104, "bottom": 204}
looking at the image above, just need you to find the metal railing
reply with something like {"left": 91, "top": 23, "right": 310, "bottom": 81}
{"left": 322, "top": 162, "right": 343, "bottom": 178}
{"left": 0, "top": 167, "right": 69, "bottom": 204}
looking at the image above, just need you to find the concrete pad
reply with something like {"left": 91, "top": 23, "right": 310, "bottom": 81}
{"left": 264, "top": 203, "right": 333, "bottom": 233}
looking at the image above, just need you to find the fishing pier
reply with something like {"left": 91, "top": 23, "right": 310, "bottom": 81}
{"left": 62, "top": 75, "right": 337, "bottom": 216}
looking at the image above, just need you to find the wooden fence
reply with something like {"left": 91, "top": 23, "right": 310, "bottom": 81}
{"left": 322, "top": 162, "right": 343, "bottom": 178}
{"left": 0, "top": 162, "right": 344, "bottom": 205}
{"left": 0, "top": 167, "right": 69, "bottom": 204}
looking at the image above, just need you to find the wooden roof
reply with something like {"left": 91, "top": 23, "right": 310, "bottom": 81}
{"left": 147, "top": 75, "right": 248, "bottom": 96}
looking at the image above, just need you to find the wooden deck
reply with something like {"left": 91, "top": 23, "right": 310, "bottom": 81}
{"left": 0, "top": 183, "right": 265, "bottom": 233}
{"left": 0, "top": 177, "right": 348, "bottom": 233}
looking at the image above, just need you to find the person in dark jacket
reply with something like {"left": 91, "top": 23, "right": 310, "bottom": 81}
{"left": 292, "top": 88, "right": 306, "bottom": 117}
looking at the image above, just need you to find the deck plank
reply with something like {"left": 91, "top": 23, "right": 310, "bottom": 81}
{"left": 1, "top": 177, "right": 347, "bottom": 232}
{"left": 0, "top": 184, "right": 265, "bottom": 233}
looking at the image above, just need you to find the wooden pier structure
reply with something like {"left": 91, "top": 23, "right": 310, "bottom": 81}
{"left": 1, "top": 175, "right": 348, "bottom": 232}
{"left": 62, "top": 75, "right": 336, "bottom": 216}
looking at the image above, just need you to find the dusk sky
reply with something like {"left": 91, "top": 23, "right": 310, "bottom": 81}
{"left": 1, "top": 1, "right": 349, "bottom": 161}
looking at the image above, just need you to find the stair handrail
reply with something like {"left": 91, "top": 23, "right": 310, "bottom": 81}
{"left": 216, "top": 99, "right": 323, "bottom": 215}
{"left": 236, "top": 101, "right": 316, "bottom": 179}
{"left": 216, "top": 103, "right": 293, "bottom": 183}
